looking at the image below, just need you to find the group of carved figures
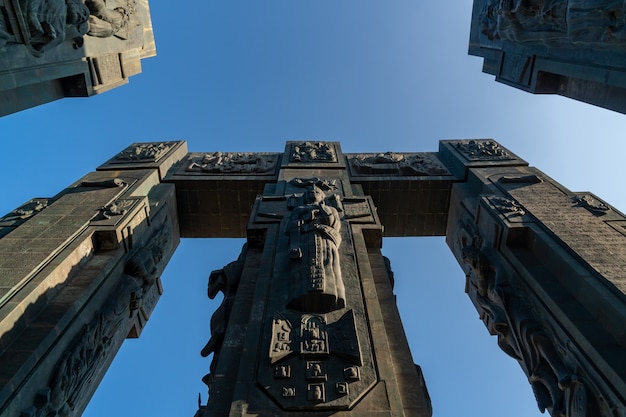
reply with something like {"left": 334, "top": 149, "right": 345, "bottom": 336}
{"left": 0, "top": 0, "right": 136, "bottom": 55}
{"left": 480, "top": 0, "right": 626, "bottom": 46}
{"left": 461, "top": 236, "right": 593, "bottom": 417}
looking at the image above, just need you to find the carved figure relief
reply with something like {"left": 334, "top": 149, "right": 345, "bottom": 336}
{"left": 96, "top": 199, "right": 134, "bottom": 220}
{"left": 480, "top": 0, "right": 626, "bottom": 46}
{"left": 454, "top": 139, "right": 512, "bottom": 160}
{"left": 0, "top": 0, "right": 140, "bottom": 56}
{"left": 84, "top": 0, "right": 137, "bottom": 39}
{"left": 461, "top": 236, "right": 589, "bottom": 417}
{"left": 286, "top": 185, "right": 345, "bottom": 313}
{"left": 349, "top": 152, "right": 450, "bottom": 176}
{"left": 22, "top": 225, "right": 169, "bottom": 417}
{"left": 573, "top": 194, "right": 610, "bottom": 216}
{"left": 201, "top": 244, "right": 247, "bottom": 389}
{"left": 0, "top": 198, "right": 47, "bottom": 224}
{"left": 0, "top": 0, "right": 90, "bottom": 55}
{"left": 114, "top": 142, "right": 172, "bottom": 162}
{"left": 290, "top": 142, "right": 337, "bottom": 163}
{"left": 186, "top": 152, "right": 277, "bottom": 174}
{"left": 488, "top": 195, "right": 526, "bottom": 217}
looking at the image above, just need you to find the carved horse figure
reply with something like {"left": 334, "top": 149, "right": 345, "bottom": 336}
{"left": 201, "top": 244, "right": 247, "bottom": 389}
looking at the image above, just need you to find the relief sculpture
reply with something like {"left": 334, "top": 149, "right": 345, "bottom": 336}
{"left": 480, "top": 0, "right": 626, "bottom": 46}
{"left": 187, "top": 152, "right": 277, "bottom": 174}
{"left": 350, "top": 152, "right": 450, "bottom": 176}
{"left": 201, "top": 244, "right": 247, "bottom": 390}
{"left": 0, "top": 0, "right": 90, "bottom": 55}
{"left": 286, "top": 185, "right": 345, "bottom": 313}
{"left": 461, "top": 236, "right": 590, "bottom": 417}
{"left": 0, "top": 0, "right": 140, "bottom": 56}
{"left": 22, "top": 241, "right": 167, "bottom": 417}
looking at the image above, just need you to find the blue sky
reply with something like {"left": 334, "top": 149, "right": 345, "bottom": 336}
{"left": 2, "top": 2, "right": 626, "bottom": 417}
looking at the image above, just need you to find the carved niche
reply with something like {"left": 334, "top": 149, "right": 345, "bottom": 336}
{"left": 459, "top": 229, "right": 595, "bottom": 417}
{"left": 349, "top": 152, "right": 450, "bottom": 176}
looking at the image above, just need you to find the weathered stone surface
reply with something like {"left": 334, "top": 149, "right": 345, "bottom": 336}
{"left": 469, "top": 0, "right": 626, "bottom": 113}
{"left": 2, "top": 139, "right": 626, "bottom": 417}
{"left": 0, "top": 0, "right": 156, "bottom": 116}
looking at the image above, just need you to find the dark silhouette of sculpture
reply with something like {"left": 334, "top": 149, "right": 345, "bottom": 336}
{"left": 201, "top": 244, "right": 247, "bottom": 389}
{"left": 480, "top": 0, "right": 626, "bottom": 46}
{"left": 286, "top": 186, "right": 345, "bottom": 313}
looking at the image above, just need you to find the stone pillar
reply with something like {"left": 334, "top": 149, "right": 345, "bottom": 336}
{"left": 0, "top": 141, "right": 186, "bottom": 417}
{"left": 193, "top": 142, "right": 432, "bottom": 416}
{"left": 443, "top": 139, "right": 626, "bottom": 417}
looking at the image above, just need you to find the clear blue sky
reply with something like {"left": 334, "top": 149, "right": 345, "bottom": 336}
{"left": 2, "top": 2, "right": 626, "bottom": 417}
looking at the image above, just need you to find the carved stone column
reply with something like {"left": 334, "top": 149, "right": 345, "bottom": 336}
{"left": 444, "top": 139, "right": 626, "bottom": 417}
{"left": 0, "top": 141, "right": 186, "bottom": 417}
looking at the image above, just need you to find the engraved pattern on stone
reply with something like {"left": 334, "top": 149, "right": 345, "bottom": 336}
{"left": 290, "top": 142, "right": 336, "bottom": 162}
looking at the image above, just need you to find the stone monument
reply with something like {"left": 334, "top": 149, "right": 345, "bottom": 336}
{"left": 0, "top": 0, "right": 156, "bottom": 116}
{"left": 469, "top": 0, "right": 626, "bottom": 113}
{"left": 0, "top": 140, "right": 624, "bottom": 417}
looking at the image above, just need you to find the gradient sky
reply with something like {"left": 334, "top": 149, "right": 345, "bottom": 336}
{"left": 2, "top": 2, "right": 626, "bottom": 417}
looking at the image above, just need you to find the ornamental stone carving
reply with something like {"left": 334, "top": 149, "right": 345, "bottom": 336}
{"left": 479, "top": 0, "right": 626, "bottom": 46}
{"left": 461, "top": 235, "right": 592, "bottom": 417}
{"left": 454, "top": 140, "right": 512, "bottom": 160}
{"left": 286, "top": 186, "right": 345, "bottom": 313}
{"left": 573, "top": 194, "right": 610, "bottom": 216}
{"left": 114, "top": 142, "right": 173, "bottom": 162}
{"left": 186, "top": 152, "right": 278, "bottom": 174}
{"left": 290, "top": 142, "right": 336, "bottom": 163}
{"left": 349, "top": 152, "right": 450, "bottom": 176}
{"left": 487, "top": 195, "right": 526, "bottom": 217}
{"left": 0, "top": 0, "right": 141, "bottom": 57}
{"left": 0, "top": 199, "right": 47, "bottom": 225}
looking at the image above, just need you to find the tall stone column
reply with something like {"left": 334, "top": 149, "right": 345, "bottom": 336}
{"left": 0, "top": 141, "right": 186, "bottom": 417}
{"left": 443, "top": 140, "right": 626, "bottom": 417}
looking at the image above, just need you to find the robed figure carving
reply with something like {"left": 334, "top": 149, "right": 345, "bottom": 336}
{"left": 286, "top": 186, "right": 345, "bottom": 313}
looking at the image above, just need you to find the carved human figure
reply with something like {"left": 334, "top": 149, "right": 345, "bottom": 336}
{"left": 0, "top": 0, "right": 90, "bottom": 53}
{"left": 462, "top": 241, "right": 579, "bottom": 416}
{"left": 286, "top": 186, "right": 345, "bottom": 313}
{"left": 84, "top": 0, "right": 131, "bottom": 38}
